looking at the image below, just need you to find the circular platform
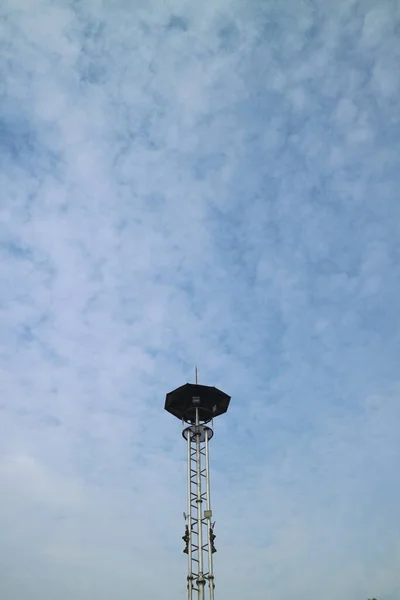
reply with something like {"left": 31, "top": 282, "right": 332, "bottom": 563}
{"left": 182, "top": 425, "right": 214, "bottom": 442}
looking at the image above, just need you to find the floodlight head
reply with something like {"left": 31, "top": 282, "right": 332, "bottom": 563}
{"left": 164, "top": 383, "right": 230, "bottom": 423}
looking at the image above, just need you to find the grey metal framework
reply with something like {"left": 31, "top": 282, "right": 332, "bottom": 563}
{"left": 164, "top": 378, "right": 231, "bottom": 600}
{"left": 183, "top": 415, "right": 215, "bottom": 600}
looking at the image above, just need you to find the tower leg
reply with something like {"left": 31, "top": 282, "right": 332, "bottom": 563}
{"left": 195, "top": 408, "right": 205, "bottom": 600}
{"left": 205, "top": 430, "right": 215, "bottom": 600}
{"left": 186, "top": 427, "right": 194, "bottom": 600}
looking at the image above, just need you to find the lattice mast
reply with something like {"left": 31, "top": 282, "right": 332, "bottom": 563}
{"left": 165, "top": 371, "right": 231, "bottom": 600}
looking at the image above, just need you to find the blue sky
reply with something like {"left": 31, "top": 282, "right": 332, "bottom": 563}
{"left": 0, "top": 0, "right": 399, "bottom": 598}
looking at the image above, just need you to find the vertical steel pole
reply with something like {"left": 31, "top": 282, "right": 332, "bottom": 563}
{"left": 195, "top": 408, "right": 205, "bottom": 600}
{"left": 205, "top": 429, "right": 215, "bottom": 600}
{"left": 187, "top": 427, "right": 193, "bottom": 600}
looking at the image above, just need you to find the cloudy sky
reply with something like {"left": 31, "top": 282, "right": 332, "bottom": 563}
{"left": 1, "top": 0, "right": 400, "bottom": 598}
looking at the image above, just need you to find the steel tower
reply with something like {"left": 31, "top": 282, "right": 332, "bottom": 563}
{"left": 165, "top": 374, "right": 231, "bottom": 600}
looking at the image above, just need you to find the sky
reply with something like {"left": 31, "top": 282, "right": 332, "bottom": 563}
{"left": 0, "top": 0, "right": 399, "bottom": 598}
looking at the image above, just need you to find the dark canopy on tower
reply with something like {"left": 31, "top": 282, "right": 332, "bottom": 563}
{"left": 164, "top": 383, "right": 231, "bottom": 423}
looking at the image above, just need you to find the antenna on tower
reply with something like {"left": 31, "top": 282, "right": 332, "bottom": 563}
{"left": 195, "top": 366, "right": 198, "bottom": 384}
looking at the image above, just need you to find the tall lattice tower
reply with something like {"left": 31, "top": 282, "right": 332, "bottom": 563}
{"left": 164, "top": 373, "right": 231, "bottom": 600}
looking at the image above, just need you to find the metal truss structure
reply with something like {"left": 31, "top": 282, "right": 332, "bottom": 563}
{"left": 164, "top": 378, "right": 231, "bottom": 600}
{"left": 183, "top": 413, "right": 216, "bottom": 600}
